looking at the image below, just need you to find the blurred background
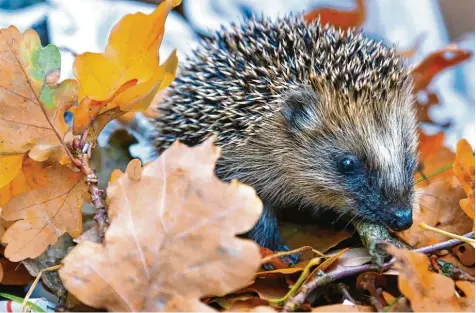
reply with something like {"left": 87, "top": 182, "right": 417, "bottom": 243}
{"left": 0, "top": 0, "right": 474, "bottom": 150}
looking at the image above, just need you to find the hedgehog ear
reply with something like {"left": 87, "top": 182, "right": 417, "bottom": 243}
{"left": 282, "top": 87, "right": 321, "bottom": 132}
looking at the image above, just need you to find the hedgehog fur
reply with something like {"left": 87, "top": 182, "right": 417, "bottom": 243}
{"left": 153, "top": 14, "right": 418, "bottom": 257}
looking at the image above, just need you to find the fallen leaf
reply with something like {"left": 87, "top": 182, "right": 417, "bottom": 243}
{"left": 415, "top": 130, "right": 455, "bottom": 184}
{"left": 0, "top": 157, "right": 48, "bottom": 207}
{"left": 0, "top": 26, "right": 78, "bottom": 164}
{"left": 454, "top": 139, "right": 475, "bottom": 221}
{"left": 259, "top": 247, "right": 289, "bottom": 269}
{"left": 59, "top": 138, "right": 263, "bottom": 312}
{"left": 451, "top": 243, "right": 475, "bottom": 267}
{"left": 280, "top": 222, "right": 351, "bottom": 255}
{"left": 411, "top": 45, "right": 472, "bottom": 91}
{"left": 0, "top": 256, "right": 32, "bottom": 285}
{"left": 1, "top": 165, "right": 88, "bottom": 262}
{"left": 304, "top": 0, "right": 366, "bottom": 31}
{"left": 441, "top": 249, "right": 475, "bottom": 277}
{"left": 328, "top": 248, "right": 372, "bottom": 271}
{"left": 0, "top": 155, "right": 23, "bottom": 189}
{"left": 387, "top": 246, "right": 474, "bottom": 312}
{"left": 398, "top": 179, "right": 473, "bottom": 247}
{"left": 72, "top": 0, "right": 179, "bottom": 133}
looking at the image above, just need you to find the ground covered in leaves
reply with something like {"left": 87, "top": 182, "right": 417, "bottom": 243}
{"left": 0, "top": 0, "right": 474, "bottom": 312}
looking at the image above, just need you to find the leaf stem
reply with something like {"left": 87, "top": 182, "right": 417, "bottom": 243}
{"left": 260, "top": 246, "right": 313, "bottom": 265}
{"left": 22, "top": 264, "right": 62, "bottom": 312}
{"left": 419, "top": 222, "right": 475, "bottom": 247}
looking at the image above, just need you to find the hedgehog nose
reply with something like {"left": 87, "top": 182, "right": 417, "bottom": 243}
{"left": 389, "top": 208, "right": 413, "bottom": 231}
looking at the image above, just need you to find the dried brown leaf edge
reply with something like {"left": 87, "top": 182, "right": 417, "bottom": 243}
{"left": 59, "top": 137, "right": 263, "bottom": 312}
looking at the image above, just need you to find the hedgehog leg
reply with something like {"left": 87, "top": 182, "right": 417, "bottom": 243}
{"left": 247, "top": 204, "right": 300, "bottom": 268}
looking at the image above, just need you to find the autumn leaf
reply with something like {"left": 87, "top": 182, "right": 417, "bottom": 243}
{"left": 454, "top": 139, "right": 475, "bottom": 221}
{"left": 387, "top": 246, "right": 474, "bottom": 312}
{"left": 0, "top": 26, "right": 78, "bottom": 167}
{"left": 0, "top": 157, "right": 48, "bottom": 208}
{"left": 415, "top": 90, "right": 441, "bottom": 125}
{"left": 304, "top": 0, "right": 365, "bottom": 30}
{"left": 398, "top": 179, "right": 473, "bottom": 248}
{"left": 0, "top": 155, "right": 23, "bottom": 189}
{"left": 1, "top": 164, "right": 88, "bottom": 262}
{"left": 411, "top": 45, "right": 472, "bottom": 92}
{"left": 72, "top": 0, "right": 180, "bottom": 134}
{"left": 0, "top": 255, "right": 32, "bottom": 285}
{"left": 415, "top": 130, "right": 455, "bottom": 184}
{"left": 59, "top": 138, "right": 263, "bottom": 312}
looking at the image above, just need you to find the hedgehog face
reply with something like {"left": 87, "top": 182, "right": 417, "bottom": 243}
{"left": 281, "top": 85, "right": 418, "bottom": 231}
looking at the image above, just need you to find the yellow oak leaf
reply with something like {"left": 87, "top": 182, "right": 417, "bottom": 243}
{"left": 0, "top": 157, "right": 48, "bottom": 208}
{"left": 1, "top": 165, "right": 88, "bottom": 262}
{"left": 454, "top": 139, "right": 475, "bottom": 221}
{"left": 0, "top": 155, "right": 23, "bottom": 189}
{"left": 72, "top": 0, "right": 180, "bottom": 133}
{"left": 59, "top": 138, "right": 263, "bottom": 312}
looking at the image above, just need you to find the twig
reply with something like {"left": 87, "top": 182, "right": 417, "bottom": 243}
{"left": 419, "top": 222, "right": 475, "bottom": 247}
{"left": 73, "top": 126, "right": 109, "bottom": 243}
{"left": 21, "top": 264, "right": 62, "bottom": 312}
{"left": 336, "top": 283, "right": 356, "bottom": 304}
{"left": 282, "top": 232, "right": 475, "bottom": 311}
{"left": 260, "top": 246, "right": 313, "bottom": 265}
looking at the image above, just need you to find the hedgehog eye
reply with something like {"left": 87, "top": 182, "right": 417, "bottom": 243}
{"left": 338, "top": 155, "right": 360, "bottom": 174}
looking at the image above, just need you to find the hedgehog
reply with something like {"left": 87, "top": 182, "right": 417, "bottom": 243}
{"left": 153, "top": 14, "right": 418, "bottom": 264}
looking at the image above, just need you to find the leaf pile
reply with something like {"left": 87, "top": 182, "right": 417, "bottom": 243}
{"left": 0, "top": 0, "right": 474, "bottom": 312}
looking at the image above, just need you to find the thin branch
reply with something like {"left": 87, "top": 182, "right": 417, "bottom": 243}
{"left": 282, "top": 232, "right": 475, "bottom": 312}
{"left": 419, "top": 222, "right": 475, "bottom": 247}
{"left": 260, "top": 246, "right": 313, "bottom": 265}
{"left": 74, "top": 126, "right": 109, "bottom": 243}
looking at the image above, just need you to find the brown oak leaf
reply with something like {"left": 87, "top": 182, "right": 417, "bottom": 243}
{"left": 59, "top": 138, "right": 263, "bottom": 312}
{"left": 1, "top": 165, "right": 88, "bottom": 261}
{"left": 387, "top": 246, "right": 474, "bottom": 312}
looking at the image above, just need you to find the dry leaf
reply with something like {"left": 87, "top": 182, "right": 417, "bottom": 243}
{"left": 1, "top": 165, "right": 88, "bottom": 261}
{"left": 280, "top": 222, "right": 351, "bottom": 255}
{"left": 387, "top": 246, "right": 474, "bottom": 312}
{"left": 59, "top": 138, "right": 263, "bottom": 312}
{"left": 398, "top": 179, "right": 473, "bottom": 247}
{"left": 0, "top": 256, "right": 32, "bottom": 285}
{"left": 72, "top": 0, "right": 180, "bottom": 133}
{"left": 259, "top": 247, "right": 289, "bottom": 269}
{"left": 0, "top": 26, "right": 78, "bottom": 165}
{"left": 0, "top": 157, "right": 48, "bottom": 207}
{"left": 416, "top": 130, "right": 455, "bottom": 184}
{"left": 454, "top": 139, "right": 475, "bottom": 221}
{"left": 411, "top": 45, "right": 472, "bottom": 91}
{"left": 0, "top": 155, "right": 23, "bottom": 189}
{"left": 304, "top": 0, "right": 366, "bottom": 31}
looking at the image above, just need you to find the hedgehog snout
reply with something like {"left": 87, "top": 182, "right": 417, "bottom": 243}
{"left": 387, "top": 208, "right": 413, "bottom": 231}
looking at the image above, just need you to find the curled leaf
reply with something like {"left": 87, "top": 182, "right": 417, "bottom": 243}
{"left": 59, "top": 138, "right": 263, "bottom": 312}
{"left": 411, "top": 45, "right": 472, "bottom": 91}
{"left": 72, "top": 0, "right": 180, "bottom": 133}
